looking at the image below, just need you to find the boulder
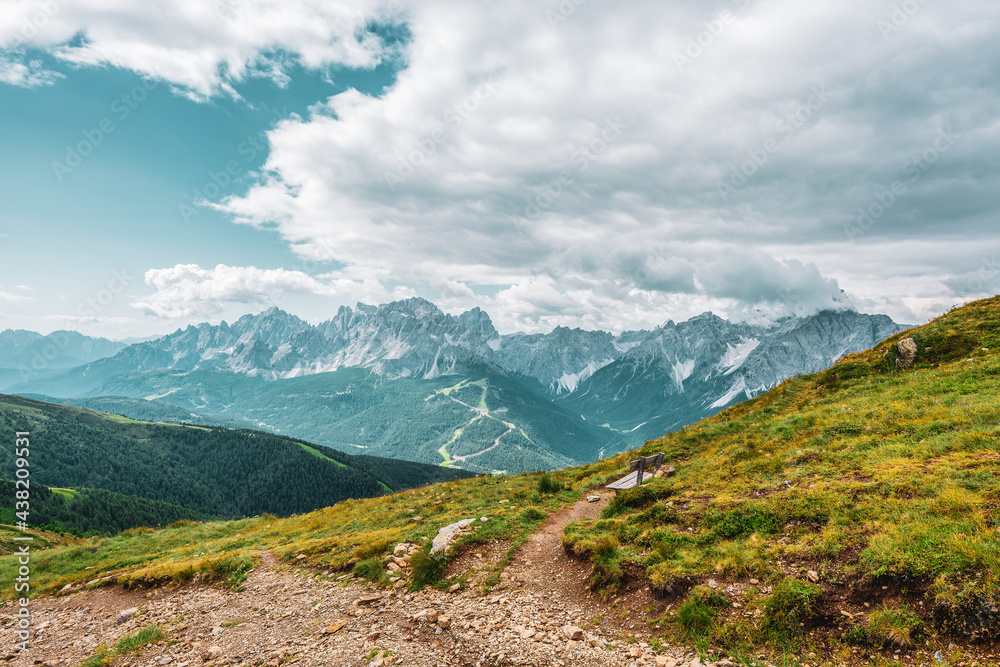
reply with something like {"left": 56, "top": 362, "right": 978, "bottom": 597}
{"left": 430, "top": 518, "right": 476, "bottom": 557}
{"left": 896, "top": 337, "right": 918, "bottom": 368}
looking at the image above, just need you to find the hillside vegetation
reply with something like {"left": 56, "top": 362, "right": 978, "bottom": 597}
{"left": 0, "top": 395, "right": 473, "bottom": 519}
{"left": 0, "top": 480, "right": 212, "bottom": 536}
{"left": 1, "top": 297, "right": 998, "bottom": 665}
{"left": 82, "top": 365, "right": 618, "bottom": 473}
{"left": 563, "top": 296, "right": 1000, "bottom": 658}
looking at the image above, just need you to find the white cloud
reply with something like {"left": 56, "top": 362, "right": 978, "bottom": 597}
{"left": 133, "top": 264, "right": 415, "bottom": 319}
{"left": 0, "top": 53, "right": 61, "bottom": 87}
{"left": 0, "top": 288, "right": 32, "bottom": 303}
{"left": 7, "top": 0, "right": 999, "bottom": 331}
{"left": 1, "top": 0, "right": 393, "bottom": 99}
{"left": 209, "top": 0, "right": 999, "bottom": 330}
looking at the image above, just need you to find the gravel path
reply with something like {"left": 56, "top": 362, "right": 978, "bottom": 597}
{"left": 0, "top": 495, "right": 741, "bottom": 667}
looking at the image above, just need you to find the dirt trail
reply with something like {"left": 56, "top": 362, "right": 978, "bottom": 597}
{"left": 0, "top": 493, "right": 700, "bottom": 667}
{"left": 505, "top": 492, "right": 659, "bottom": 638}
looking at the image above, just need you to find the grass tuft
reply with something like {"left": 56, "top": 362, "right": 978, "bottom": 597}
{"left": 79, "top": 624, "right": 166, "bottom": 666}
{"left": 761, "top": 578, "right": 823, "bottom": 640}
{"left": 537, "top": 473, "right": 561, "bottom": 494}
{"left": 677, "top": 584, "right": 727, "bottom": 641}
{"left": 409, "top": 543, "right": 447, "bottom": 590}
{"left": 353, "top": 557, "right": 390, "bottom": 586}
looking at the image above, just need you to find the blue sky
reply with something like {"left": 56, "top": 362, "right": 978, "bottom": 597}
{"left": 1, "top": 1, "right": 999, "bottom": 338}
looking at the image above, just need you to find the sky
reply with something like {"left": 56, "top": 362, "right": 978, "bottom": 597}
{"left": 0, "top": 0, "right": 998, "bottom": 339}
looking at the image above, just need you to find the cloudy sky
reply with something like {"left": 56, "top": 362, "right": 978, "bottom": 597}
{"left": 1, "top": 0, "right": 998, "bottom": 338}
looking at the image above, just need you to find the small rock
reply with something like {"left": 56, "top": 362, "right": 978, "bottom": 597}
{"left": 480, "top": 516, "right": 489, "bottom": 522}
{"left": 437, "top": 614, "right": 452, "bottom": 629}
{"left": 323, "top": 620, "right": 348, "bottom": 634}
{"left": 586, "top": 495, "right": 601, "bottom": 503}
{"left": 807, "top": 570, "right": 819, "bottom": 583}
{"left": 749, "top": 578, "right": 759, "bottom": 585}
{"left": 562, "top": 625, "right": 584, "bottom": 641}
{"left": 356, "top": 594, "right": 382, "bottom": 606}
{"left": 448, "top": 583, "right": 461, "bottom": 593}
{"left": 201, "top": 646, "right": 222, "bottom": 661}
{"left": 118, "top": 607, "right": 139, "bottom": 622}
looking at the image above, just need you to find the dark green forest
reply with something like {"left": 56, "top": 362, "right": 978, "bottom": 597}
{"left": 0, "top": 395, "right": 473, "bottom": 520}
{"left": 0, "top": 479, "right": 212, "bottom": 536}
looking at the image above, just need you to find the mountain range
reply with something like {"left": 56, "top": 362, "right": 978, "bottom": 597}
{"left": 3, "top": 299, "right": 907, "bottom": 472}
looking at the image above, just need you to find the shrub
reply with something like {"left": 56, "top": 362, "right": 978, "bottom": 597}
{"left": 589, "top": 536, "right": 623, "bottom": 593}
{"left": 409, "top": 544, "right": 447, "bottom": 590}
{"left": 866, "top": 606, "right": 923, "bottom": 648}
{"left": 761, "top": 578, "right": 823, "bottom": 639}
{"left": 353, "top": 558, "right": 389, "bottom": 585}
{"left": 602, "top": 483, "right": 671, "bottom": 518}
{"left": 520, "top": 507, "right": 547, "bottom": 522}
{"left": 537, "top": 473, "right": 560, "bottom": 494}
{"left": 677, "top": 585, "right": 726, "bottom": 640}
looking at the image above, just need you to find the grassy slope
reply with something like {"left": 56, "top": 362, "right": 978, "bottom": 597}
{"left": 1, "top": 298, "right": 998, "bottom": 662}
{"left": 0, "top": 469, "right": 585, "bottom": 601}
{"left": 562, "top": 297, "right": 1000, "bottom": 658}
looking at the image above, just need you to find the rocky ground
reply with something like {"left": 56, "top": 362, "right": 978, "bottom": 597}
{"left": 0, "top": 494, "right": 753, "bottom": 667}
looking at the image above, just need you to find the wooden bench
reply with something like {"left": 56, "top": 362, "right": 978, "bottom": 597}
{"left": 606, "top": 452, "right": 671, "bottom": 491}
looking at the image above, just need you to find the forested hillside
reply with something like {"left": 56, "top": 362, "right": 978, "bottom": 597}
{"left": 0, "top": 395, "right": 473, "bottom": 519}
{"left": 0, "top": 480, "right": 212, "bottom": 536}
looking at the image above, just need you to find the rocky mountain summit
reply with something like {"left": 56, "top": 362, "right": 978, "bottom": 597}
{"left": 5, "top": 299, "right": 906, "bottom": 470}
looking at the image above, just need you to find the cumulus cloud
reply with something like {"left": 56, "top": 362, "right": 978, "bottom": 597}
{"left": 210, "top": 0, "right": 1000, "bottom": 328}
{"left": 133, "top": 264, "right": 414, "bottom": 319}
{"left": 0, "top": 287, "right": 32, "bottom": 303}
{"left": 0, "top": 0, "right": 394, "bottom": 99}
{"left": 0, "top": 53, "right": 61, "bottom": 87}
{"left": 9, "top": 0, "right": 1000, "bottom": 330}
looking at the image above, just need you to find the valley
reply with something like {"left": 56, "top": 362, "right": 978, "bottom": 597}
{"left": 1, "top": 296, "right": 997, "bottom": 667}
{"left": 1, "top": 299, "right": 906, "bottom": 473}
